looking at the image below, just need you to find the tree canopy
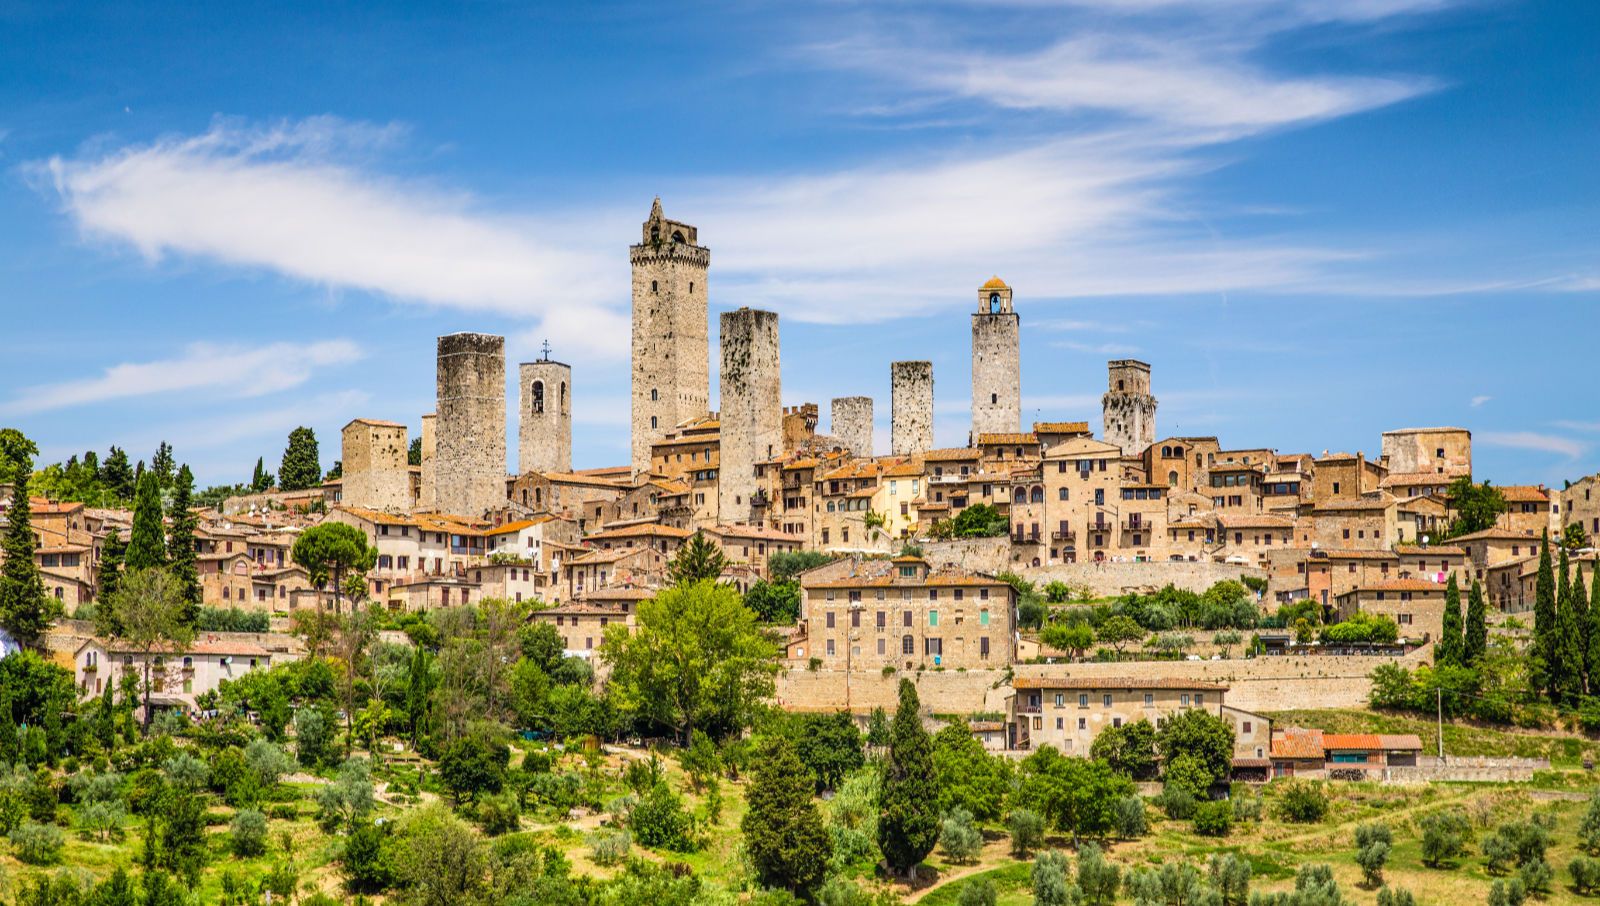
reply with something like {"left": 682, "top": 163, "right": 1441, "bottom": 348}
{"left": 666, "top": 532, "right": 729, "bottom": 585}
{"left": 290, "top": 522, "right": 378, "bottom": 614}
{"left": 277, "top": 426, "right": 322, "bottom": 491}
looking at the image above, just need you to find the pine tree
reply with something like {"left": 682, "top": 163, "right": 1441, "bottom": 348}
{"left": 741, "top": 735, "right": 831, "bottom": 896}
{"left": 166, "top": 465, "right": 201, "bottom": 626}
{"left": 125, "top": 471, "right": 167, "bottom": 571}
{"left": 1464, "top": 579, "right": 1488, "bottom": 666}
{"left": 0, "top": 432, "right": 61, "bottom": 645}
{"left": 99, "top": 446, "right": 135, "bottom": 501}
{"left": 149, "top": 442, "right": 175, "bottom": 490}
{"left": 879, "top": 679, "right": 939, "bottom": 879}
{"left": 1533, "top": 533, "right": 1556, "bottom": 699}
{"left": 1437, "top": 573, "right": 1463, "bottom": 666}
{"left": 97, "top": 532, "right": 126, "bottom": 605}
{"left": 666, "top": 531, "right": 730, "bottom": 585}
{"left": 277, "top": 427, "right": 322, "bottom": 491}
{"left": 1558, "top": 556, "right": 1586, "bottom": 704}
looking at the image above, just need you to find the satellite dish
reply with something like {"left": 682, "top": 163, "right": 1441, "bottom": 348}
{"left": 1421, "top": 534, "right": 1430, "bottom": 547}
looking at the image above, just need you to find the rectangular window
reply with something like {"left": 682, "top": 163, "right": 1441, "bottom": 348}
{"left": 1057, "top": 717, "right": 1065, "bottom": 730}
{"left": 980, "top": 637, "right": 989, "bottom": 658}
{"left": 1078, "top": 717, "right": 1087, "bottom": 730}
{"left": 877, "top": 638, "right": 886, "bottom": 655}
{"left": 903, "top": 611, "right": 913, "bottom": 627}
{"left": 1078, "top": 693, "right": 1089, "bottom": 707}
{"left": 1144, "top": 693, "right": 1154, "bottom": 706}
{"left": 1102, "top": 694, "right": 1112, "bottom": 707}
{"left": 826, "top": 639, "right": 836, "bottom": 657}
{"left": 929, "top": 611, "right": 939, "bottom": 627}
{"left": 826, "top": 612, "right": 835, "bottom": 628}
{"left": 1055, "top": 693, "right": 1065, "bottom": 707}
{"left": 1181, "top": 694, "right": 1191, "bottom": 706}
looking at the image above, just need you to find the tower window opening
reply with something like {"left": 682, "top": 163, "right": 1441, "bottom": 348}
{"left": 1117, "top": 380, "right": 1125, "bottom": 391}
{"left": 991, "top": 393, "right": 998, "bottom": 405}
{"left": 532, "top": 381, "right": 545, "bottom": 414}
{"left": 651, "top": 388, "right": 658, "bottom": 401}
{"left": 651, "top": 280, "right": 658, "bottom": 292}
{"left": 651, "top": 416, "right": 658, "bottom": 429}
{"left": 988, "top": 292, "right": 1000, "bottom": 313}
{"left": 672, "top": 230, "right": 685, "bottom": 243}
{"left": 690, "top": 282, "right": 695, "bottom": 292}
{"left": 560, "top": 382, "right": 566, "bottom": 407}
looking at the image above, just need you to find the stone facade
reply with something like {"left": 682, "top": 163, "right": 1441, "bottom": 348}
{"left": 891, "top": 360, "right": 933, "bottom": 456}
{"left": 971, "top": 277, "right": 1021, "bottom": 441}
{"left": 1102, "top": 359, "right": 1156, "bottom": 457}
{"left": 1380, "top": 427, "right": 1471, "bottom": 476}
{"left": 518, "top": 357, "right": 573, "bottom": 474}
{"left": 340, "top": 418, "right": 411, "bottom": 511}
{"left": 418, "top": 413, "right": 436, "bottom": 510}
{"left": 830, "top": 396, "right": 874, "bottom": 458}
{"left": 435, "top": 333, "right": 507, "bottom": 518}
{"left": 630, "top": 198, "right": 710, "bottom": 476}
{"left": 717, "top": 307, "right": 782, "bottom": 525}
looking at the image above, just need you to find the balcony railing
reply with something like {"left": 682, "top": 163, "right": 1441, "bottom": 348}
{"left": 1050, "top": 530, "right": 1076, "bottom": 542}
{"left": 1016, "top": 702, "right": 1042, "bottom": 715}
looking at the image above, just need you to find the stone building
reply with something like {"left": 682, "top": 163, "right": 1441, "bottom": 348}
{"left": 719, "top": 307, "right": 782, "bottom": 525}
{"left": 340, "top": 418, "right": 411, "bottom": 512}
{"left": 1102, "top": 359, "right": 1156, "bottom": 457}
{"left": 630, "top": 198, "right": 710, "bottom": 476}
{"left": 435, "top": 333, "right": 507, "bottom": 517}
{"left": 891, "top": 361, "right": 933, "bottom": 456}
{"left": 831, "top": 396, "right": 874, "bottom": 458}
{"left": 1007, "top": 677, "right": 1228, "bottom": 754}
{"left": 1380, "top": 427, "right": 1471, "bottom": 478}
{"left": 971, "top": 277, "right": 1021, "bottom": 441}
{"left": 419, "top": 413, "right": 436, "bottom": 510}
{"left": 1563, "top": 474, "right": 1600, "bottom": 542}
{"left": 518, "top": 349, "right": 573, "bottom": 475}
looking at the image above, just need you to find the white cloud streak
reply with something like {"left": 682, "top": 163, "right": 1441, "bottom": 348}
{"left": 1, "top": 340, "right": 364, "bottom": 416}
{"left": 1479, "top": 431, "right": 1584, "bottom": 460}
{"left": 1470, "top": 395, "right": 1492, "bottom": 408}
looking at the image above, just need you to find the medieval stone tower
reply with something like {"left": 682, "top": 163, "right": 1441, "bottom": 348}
{"left": 340, "top": 418, "right": 411, "bottom": 511}
{"left": 891, "top": 361, "right": 934, "bottom": 456}
{"left": 630, "top": 198, "right": 710, "bottom": 476}
{"left": 436, "top": 332, "right": 507, "bottom": 517}
{"left": 418, "top": 412, "right": 436, "bottom": 510}
{"left": 719, "top": 307, "right": 782, "bottom": 525}
{"left": 831, "top": 396, "right": 874, "bottom": 458}
{"left": 518, "top": 344, "right": 572, "bottom": 475}
{"left": 1102, "top": 359, "right": 1157, "bottom": 457}
{"left": 971, "top": 276, "right": 1021, "bottom": 441}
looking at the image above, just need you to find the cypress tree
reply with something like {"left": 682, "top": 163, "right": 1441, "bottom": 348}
{"left": 1558, "top": 555, "right": 1586, "bottom": 704}
{"left": 1533, "top": 533, "right": 1556, "bottom": 698}
{"left": 167, "top": 465, "right": 201, "bottom": 625}
{"left": 97, "top": 532, "right": 126, "bottom": 604}
{"left": 98, "top": 446, "right": 135, "bottom": 501}
{"left": 879, "top": 678, "right": 939, "bottom": 879}
{"left": 1464, "top": 579, "right": 1488, "bottom": 666}
{"left": 277, "top": 427, "right": 322, "bottom": 491}
{"left": 1589, "top": 572, "right": 1600, "bottom": 696}
{"left": 0, "top": 433, "right": 62, "bottom": 645}
{"left": 251, "top": 457, "right": 271, "bottom": 493}
{"left": 124, "top": 471, "right": 167, "bottom": 571}
{"left": 741, "top": 735, "right": 831, "bottom": 896}
{"left": 1555, "top": 547, "right": 1577, "bottom": 703}
{"left": 1576, "top": 568, "right": 1592, "bottom": 692}
{"left": 1438, "top": 573, "right": 1463, "bottom": 666}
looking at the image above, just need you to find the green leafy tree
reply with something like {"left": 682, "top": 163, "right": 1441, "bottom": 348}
{"left": 792, "top": 711, "right": 864, "bottom": 793}
{"left": 98, "top": 568, "right": 196, "bottom": 732}
{"left": 1355, "top": 823, "right": 1392, "bottom": 886}
{"left": 878, "top": 679, "right": 939, "bottom": 879}
{"left": 931, "top": 723, "right": 1012, "bottom": 820}
{"left": 1095, "top": 615, "right": 1144, "bottom": 656}
{"left": 0, "top": 432, "right": 60, "bottom": 646}
{"left": 601, "top": 580, "right": 778, "bottom": 743}
{"left": 1533, "top": 533, "right": 1556, "bottom": 699}
{"left": 99, "top": 446, "right": 136, "bottom": 500}
{"left": 277, "top": 426, "right": 322, "bottom": 491}
{"left": 1017, "top": 746, "right": 1133, "bottom": 841}
{"left": 1155, "top": 708, "right": 1234, "bottom": 791}
{"left": 1465, "top": 579, "right": 1489, "bottom": 666}
{"left": 1437, "top": 574, "right": 1463, "bottom": 666}
{"left": 125, "top": 471, "right": 167, "bottom": 571}
{"left": 1590, "top": 574, "right": 1600, "bottom": 697}
{"left": 744, "top": 579, "right": 801, "bottom": 624}
{"left": 768, "top": 550, "right": 831, "bottom": 582}
{"left": 1090, "top": 718, "right": 1158, "bottom": 780}
{"left": 742, "top": 736, "right": 831, "bottom": 897}
{"left": 1078, "top": 843, "right": 1122, "bottom": 906}
{"left": 1575, "top": 568, "right": 1591, "bottom": 688}
{"left": 1032, "top": 849, "right": 1076, "bottom": 906}
{"left": 939, "top": 806, "right": 983, "bottom": 863}
{"left": 1007, "top": 808, "right": 1045, "bottom": 857}
{"left": 166, "top": 465, "right": 200, "bottom": 625}
{"left": 407, "top": 437, "right": 423, "bottom": 467}
{"left": 290, "top": 521, "right": 377, "bottom": 615}
{"left": 1558, "top": 556, "right": 1587, "bottom": 703}
{"left": 1040, "top": 622, "right": 1094, "bottom": 660}
{"left": 1563, "top": 522, "right": 1592, "bottom": 552}
{"left": 667, "top": 531, "right": 729, "bottom": 585}
{"left": 1446, "top": 477, "right": 1508, "bottom": 537}
{"left": 1420, "top": 809, "right": 1471, "bottom": 867}
{"left": 438, "top": 735, "right": 508, "bottom": 805}
{"left": 952, "top": 503, "right": 1008, "bottom": 538}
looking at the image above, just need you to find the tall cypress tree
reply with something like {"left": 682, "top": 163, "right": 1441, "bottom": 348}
{"left": 1558, "top": 556, "right": 1586, "bottom": 704}
{"left": 1533, "top": 533, "right": 1556, "bottom": 698}
{"left": 1438, "top": 573, "right": 1463, "bottom": 666}
{"left": 97, "top": 532, "right": 126, "bottom": 604}
{"left": 277, "top": 427, "right": 321, "bottom": 491}
{"left": 741, "top": 735, "right": 831, "bottom": 896}
{"left": 1589, "top": 573, "right": 1600, "bottom": 696}
{"left": 0, "top": 433, "right": 61, "bottom": 645}
{"left": 1464, "top": 579, "right": 1488, "bottom": 666}
{"left": 879, "top": 679, "right": 939, "bottom": 879}
{"left": 124, "top": 471, "right": 167, "bottom": 571}
{"left": 251, "top": 457, "right": 271, "bottom": 493}
{"left": 166, "top": 465, "right": 201, "bottom": 626}
{"left": 1575, "top": 568, "right": 1592, "bottom": 693}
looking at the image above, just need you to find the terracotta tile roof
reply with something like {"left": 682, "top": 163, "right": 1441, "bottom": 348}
{"left": 1451, "top": 527, "right": 1538, "bottom": 542}
{"left": 707, "top": 524, "right": 805, "bottom": 542}
{"left": 1499, "top": 485, "right": 1549, "bottom": 503}
{"left": 1346, "top": 579, "right": 1447, "bottom": 593}
{"left": 543, "top": 471, "right": 633, "bottom": 487}
{"left": 923, "top": 447, "right": 981, "bottom": 462}
{"left": 529, "top": 602, "right": 632, "bottom": 617}
{"left": 1271, "top": 727, "right": 1325, "bottom": 759}
{"left": 1033, "top": 421, "right": 1091, "bottom": 435}
{"left": 1379, "top": 471, "right": 1458, "bottom": 489}
{"left": 978, "top": 433, "right": 1037, "bottom": 446}
{"left": 1378, "top": 734, "right": 1425, "bottom": 750}
{"left": 1322, "top": 549, "right": 1397, "bottom": 560}
{"left": 968, "top": 720, "right": 1005, "bottom": 732}
{"left": 1314, "top": 497, "right": 1396, "bottom": 512}
{"left": 1217, "top": 514, "right": 1293, "bottom": 529}
{"left": 485, "top": 517, "right": 554, "bottom": 535}
{"left": 345, "top": 418, "right": 405, "bottom": 428}
{"left": 584, "top": 523, "right": 693, "bottom": 541}
{"left": 1394, "top": 544, "right": 1465, "bottom": 557}
{"left": 1011, "top": 676, "right": 1228, "bottom": 692}
{"left": 980, "top": 275, "right": 1009, "bottom": 290}
{"left": 882, "top": 460, "right": 924, "bottom": 478}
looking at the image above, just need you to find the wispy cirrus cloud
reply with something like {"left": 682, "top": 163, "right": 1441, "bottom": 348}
{"left": 0, "top": 340, "right": 363, "bottom": 416}
{"left": 1479, "top": 431, "right": 1584, "bottom": 460}
{"left": 1470, "top": 395, "right": 1492, "bottom": 408}
{"left": 1554, "top": 420, "right": 1600, "bottom": 433}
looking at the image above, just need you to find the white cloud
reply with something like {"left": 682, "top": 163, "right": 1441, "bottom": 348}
{"left": 1, "top": 340, "right": 364, "bottom": 416}
{"left": 39, "top": 118, "right": 628, "bottom": 359}
{"left": 1051, "top": 340, "right": 1141, "bottom": 355}
{"left": 1479, "top": 431, "right": 1583, "bottom": 460}
{"left": 1554, "top": 420, "right": 1600, "bottom": 433}
{"left": 1470, "top": 395, "right": 1492, "bottom": 408}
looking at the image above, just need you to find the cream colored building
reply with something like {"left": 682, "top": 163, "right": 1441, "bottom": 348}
{"left": 73, "top": 637, "right": 279, "bottom": 717}
{"left": 1006, "top": 677, "right": 1227, "bottom": 755}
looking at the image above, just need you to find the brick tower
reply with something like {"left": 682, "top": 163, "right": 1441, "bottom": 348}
{"left": 630, "top": 198, "right": 710, "bottom": 476}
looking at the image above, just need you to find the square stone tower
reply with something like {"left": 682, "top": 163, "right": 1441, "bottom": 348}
{"left": 518, "top": 344, "right": 572, "bottom": 475}
{"left": 971, "top": 276, "right": 1021, "bottom": 441}
{"left": 340, "top": 418, "right": 411, "bottom": 511}
{"left": 891, "top": 361, "right": 934, "bottom": 456}
{"left": 630, "top": 198, "right": 710, "bottom": 476}
{"left": 719, "top": 307, "right": 782, "bottom": 525}
{"left": 830, "top": 396, "right": 874, "bottom": 458}
{"left": 418, "top": 412, "right": 436, "bottom": 510}
{"left": 436, "top": 332, "right": 507, "bottom": 517}
{"left": 1102, "top": 359, "right": 1157, "bottom": 457}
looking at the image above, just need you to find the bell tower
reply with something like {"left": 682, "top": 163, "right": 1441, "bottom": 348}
{"left": 971, "top": 276, "right": 1021, "bottom": 442}
{"left": 629, "top": 198, "right": 710, "bottom": 477}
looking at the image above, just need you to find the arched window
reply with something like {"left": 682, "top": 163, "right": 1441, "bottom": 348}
{"left": 1162, "top": 445, "right": 1171, "bottom": 457}
{"left": 1173, "top": 445, "right": 1183, "bottom": 457}
{"left": 651, "top": 225, "right": 660, "bottom": 243}
{"left": 1031, "top": 486, "right": 1044, "bottom": 503}
{"left": 651, "top": 388, "right": 658, "bottom": 401}
{"left": 651, "top": 280, "right": 658, "bottom": 292}
{"left": 988, "top": 292, "right": 1001, "bottom": 313}
{"left": 901, "top": 635, "right": 914, "bottom": 655}
{"left": 672, "top": 230, "right": 685, "bottom": 243}
{"left": 651, "top": 416, "right": 658, "bottom": 429}
{"left": 531, "top": 380, "right": 545, "bottom": 414}
{"left": 1168, "top": 470, "right": 1179, "bottom": 487}
{"left": 1058, "top": 488, "right": 1068, "bottom": 500}
{"left": 1013, "top": 488, "right": 1026, "bottom": 504}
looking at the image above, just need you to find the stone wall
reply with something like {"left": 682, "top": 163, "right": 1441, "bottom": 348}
{"left": 919, "top": 538, "right": 1265, "bottom": 596}
{"left": 419, "top": 413, "right": 436, "bottom": 510}
{"left": 629, "top": 203, "right": 710, "bottom": 476}
{"left": 718, "top": 308, "right": 782, "bottom": 524}
{"left": 831, "top": 396, "right": 874, "bottom": 458}
{"left": 518, "top": 360, "right": 572, "bottom": 474}
{"left": 891, "top": 361, "right": 933, "bottom": 456}
{"left": 776, "top": 666, "right": 1013, "bottom": 715}
{"left": 971, "top": 311, "right": 1021, "bottom": 439}
{"left": 435, "top": 333, "right": 507, "bottom": 518}
{"left": 340, "top": 419, "right": 411, "bottom": 511}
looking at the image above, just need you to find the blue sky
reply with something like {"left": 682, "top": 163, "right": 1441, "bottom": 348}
{"left": 1, "top": 0, "right": 1596, "bottom": 489}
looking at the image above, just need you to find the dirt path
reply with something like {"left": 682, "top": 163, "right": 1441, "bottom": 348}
{"left": 904, "top": 837, "right": 1015, "bottom": 903}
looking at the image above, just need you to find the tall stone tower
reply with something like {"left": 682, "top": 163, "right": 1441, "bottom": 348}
{"left": 831, "top": 396, "right": 874, "bottom": 458}
{"left": 891, "top": 361, "right": 934, "bottom": 456}
{"left": 518, "top": 342, "right": 572, "bottom": 475}
{"left": 418, "top": 412, "right": 436, "bottom": 511}
{"left": 340, "top": 418, "right": 410, "bottom": 511}
{"left": 971, "top": 276, "right": 1021, "bottom": 441}
{"left": 1102, "top": 359, "right": 1156, "bottom": 457}
{"left": 718, "top": 307, "right": 782, "bottom": 525}
{"left": 630, "top": 198, "right": 710, "bottom": 476}
{"left": 435, "top": 332, "right": 507, "bottom": 517}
